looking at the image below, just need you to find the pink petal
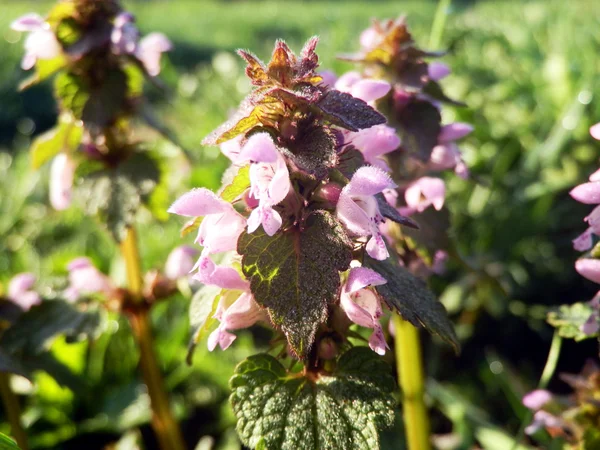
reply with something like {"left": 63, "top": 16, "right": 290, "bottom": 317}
{"left": 522, "top": 389, "right": 552, "bottom": 410}
{"left": 340, "top": 292, "right": 376, "bottom": 329}
{"left": 69, "top": 265, "right": 112, "bottom": 296}
{"left": 221, "top": 292, "right": 263, "bottom": 330}
{"left": 366, "top": 234, "right": 389, "bottom": 260}
{"left": 570, "top": 182, "right": 600, "bottom": 204}
{"left": 438, "top": 123, "right": 474, "bottom": 143}
{"left": 589, "top": 167, "right": 600, "bottom": 182}
{"left": 238, "top": 132, "right": 278, "bottom": 163}
{"left": 67, "top": 257, "right": 93, "bottom": 271}
{"left": 350, "top": 79, "right": 391, "bottom": 103}
{"left": 428, "top": 61, "right": 451, "bottom": 81}
{"left": 350, "top": 125, "right": 400, "bottom": 159}
{"left": 24, "top": 29, "right": 61, "bottom": 60}
{"left": 334, "top": 71, "right": 361, "bottom": 93}
{"left": 196, "top": 209, "right": 246, "bottom": 253}
{"left": 194, "top": 256, "right": 249, "bottom": 290}
{"left": 319, "top": 70, "right": 337, "bottom": 87}
{"left": 165, "top": 245, "right": 198, "bottom": 279}
{"left": 220, "top": 136, "right": 243, "bottom": 162}
{"left": 207, "top": 326, "right": 236, "bottom": 351}
{"left": 429, "top": 144, "right": 459, "bottom": 170}
{"left": 168, "top": 188, "right": 230, "bottom": 217}
{"left": 345, "top": 267, "right": 386, "bottom": 294}
{"left": 575, "top": 258, "right": 600, "bottom": 284}
{"left": 12, "top": 291, "right": 41, "bottom": 311}
{"left": 360, "top": 28, "right": 380, "bottom": 50}
{"left": 137, "top": 32, "right": 172, "bottom": 76}
{"left": 259, "top": 205, "right": 283, "bottom": 236}
{"left": 344, "top": 166, "right": 397, "bottom": 197}
{"left": 405, "top": 177, "right": 445, "bottom": 212}
{"left": 49, "top": 153, "right": 75, "bottom": 211}
{"left": 336, "top": 192, "right": 372, "bottom": 236}
{"left": 368, "top": 326, "right": 388, "bottom": 355}
{"left": 267, "top": 157, "right": 291, "bottom": 205}
{"left": 10, "top": 13, "right": 44, "bottom": 32}
{"left": 573, "top": 228, "right": 593, "bottom": 251}
{"left": 586, "top": 205, "right": 600, "bottom": 234}
{"left": 581, "top": 313, "right": 600, "bottom": 335}
{"left": 590, "top": 123, "right": 600, "bottom": 141}
{"left": 8, "top": 273, "right": 37, "bottom": 299}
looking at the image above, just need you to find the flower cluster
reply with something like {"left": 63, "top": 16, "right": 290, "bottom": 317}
{"left": 522, "top": 360, "right": 600, "bottom": 445}
{"left": 569, "top": 123, "right": 600, "bottom": 337}
{"left": 11, "top": 0, "right": 172, "bottom": 213}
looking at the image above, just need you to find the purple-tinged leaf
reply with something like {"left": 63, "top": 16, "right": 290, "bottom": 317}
{"left": 316, "top": 90, "right": 386, "bottom": 132}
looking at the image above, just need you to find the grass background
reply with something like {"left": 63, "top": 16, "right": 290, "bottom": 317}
{"left": 0, "top": 0, "right": 599, "bottom": 449}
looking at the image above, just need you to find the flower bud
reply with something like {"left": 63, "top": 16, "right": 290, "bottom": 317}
{"left": 317, "top": 337, "right": 338, "bottom": 360}
{"left": 312, "top": 182, "right": 342, "bottom": 207}
{"left": 522, "top": 389, "right": 552, "bottom": 410}
{"left": 165, "top": 245, "right": 198, "bottom": 280}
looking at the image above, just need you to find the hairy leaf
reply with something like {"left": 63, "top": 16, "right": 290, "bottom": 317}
{"left": 364, "top": 254, "right": 459, "bottom": 353}
{"left": 0, "top": 301, "right": 102, "bottom": 356}
{"left": 82, "top": 69, "right": 128, "bottom": 130}
{"left": 547, "top": 303, "right": 595, "bottom": 341}
{"left": 187, "top": 285, "right": 221, "bottom": 364}
{"left": 238, "top": 211, "right": 352, "bottom": 356}
{"left": 55, "top": 72, "right": 89, "bottom": 119}
{"left": 375, "top": 193, "right": 418, "bottom": 229}
{"left": 283, "top": 126, "right": 337, "bottom": 178}
{"left": 230, "top": 347, "right": 396, "bottom": 450}
{"left": 30, "top": 115, "right": 83, "bottom": 169}
{"left": 395, "top": 99, "right": 441, "bottom": 161}
{"left": 316, "top": 90, "right": 386, "bottom": 132}
{"left": 220, "top": 165, "right": 251, "bottom": 203}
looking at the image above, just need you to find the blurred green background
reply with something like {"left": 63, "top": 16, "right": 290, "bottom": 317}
{"left": 1, "top": 0, "right": 599, "bottom": 449}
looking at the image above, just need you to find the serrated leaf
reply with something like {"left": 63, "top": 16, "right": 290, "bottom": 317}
{"left": 55, "top": 71, "right": 89, "bottom": 119}
{"left": 364, "top": 253, "right": 459, "bottom": 353}
{"left": 238, "top": 211, "right": 352, "bottom": 356}
{"left": 0, "top": 433, "right": 21, "bottom": 450}
{"left": 0, "top": 301, "right": 102, "bottom": 356}
{"left": 187, "top": 285, "right": 221, "bottom": 364}
{"left": 547, "top": 303, "right": 595, "bottom": 341}
{"left": 30, "top": 116, "right": 83, "bottom": 169}
{"left": 230, "top": 347, "right": 396, "bottom": 450}
{"left": 316, "top": 90, "right": 386, "bottom": 132}
{"left": 394, "top": 99, "right": 441, "bottom": 161}
{"left": 220, "top": 165, "right": 251, "bottom": 202}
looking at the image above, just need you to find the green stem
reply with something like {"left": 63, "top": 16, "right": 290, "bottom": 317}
{"left": 394, "top": 314, "right": 431, "bottom": 450}
{"left": 120, "top": 227, "right": 186, "bottom": 450}
{"left": 510, "top": 330, "right": 562, "bottom": 450}
{"left": 0, "top": 373, "right": 29, "bottom": 450}
{"left": 429, "top": 0, "right": 452, "bottom": 49}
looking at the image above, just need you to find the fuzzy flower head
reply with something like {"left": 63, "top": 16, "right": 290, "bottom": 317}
{"left": 11, "top": 13, "right": 62, "bottom": 70}
{"left": 64, "top": 257, "right": 114, "bottom": 302}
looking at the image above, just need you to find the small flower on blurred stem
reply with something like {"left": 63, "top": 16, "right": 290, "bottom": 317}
{"left": 136, "top": 33, "right": 172, "bottom": 77}
{"left": 429, "top": 123, "right": 473, "bottom": 179}
{"left": 336, "top": 166, "right": 397, "bottom": 260}
{"left": 49, "top": 152, "right": 75, "bottom": 211}
{"left": 7, "top": 273, "right": 41, "bottom": 311}
{"left": 522, "top": 389, "right": 553, "bottom": 410}
{"left": 402, "top": 176, "right": 446, "bottom": 214}
{"left": 164, "top": 246, "right": 198, "bottom": 280}
{"left": 208, "top": 291, "right": 265, "bottom": 351}
{"left": 64, "top": 258, "right": 114, "bottom": 302}
{"left": 10, "top": 13, "right": 61, "bottom": 70}
{"left": 340, "top": 267, "right": 388, "bottom": 355}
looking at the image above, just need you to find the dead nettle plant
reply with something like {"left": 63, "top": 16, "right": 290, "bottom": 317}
{"left": 169, "top": 20, "right": 465, "bottom": 449}
{"left": 9, "top": 1, "right": 186, "bottom": 449}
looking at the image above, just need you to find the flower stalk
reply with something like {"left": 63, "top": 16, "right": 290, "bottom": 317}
{"left": 0, "top": 372, "right": 29, "bottom": 450}
{"left": 120, "top": 227, "right": 186, "bottom": 450}
{"left": 394, "top": 314, "right": 430, "bottom": 450}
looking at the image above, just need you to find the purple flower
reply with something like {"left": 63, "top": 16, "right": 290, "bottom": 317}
{"left": 208, "top": 290, "right": 265, "bottom": 351}
{"left": 522, "top": 389, "right": 553, "bottom": 410}
{"left": 335, "top": 71, "right": 391, "bottom": 103}
{"left": 403, "top": 176, "right": 445, "bottom": 214}
{"left": 49, "top": 153, "right": 75, "bottom": 211}
{"left": 428, "top": 61, "right": 451, "bottom": 81}
{"left": 11, "top": 13, "right": 61, "bottom": 70}
{"left": 340, "top": 267, "right": 388, "bottom": 355}
{"left": 168, "top": 188, "right": 246, "bottom": 256}
{"left": 111, "top": 12, "right": 139, "bottom": 55}
{"left": 136, "top": 33, "right": 172, "bottom": 76}
{"left": 525, "top": 410, "right": 564, "bottom": 435}
{"left": 7, "top": 273, "right": 41, "bottom": 311}
{"left": 336, "top": 166, "right": 397, "bottom": 260}
{"left": 164, "top": 245, "right": 198, "bottom": 280}
{"left": 570, "top": 182, "right": 600, "bottom": 204}
{"left": 575, "top": 258, "right": 600, "bottom": 284}
{"left": 591, "top": 123, "right": 600, "bottom": 141}
{"left": 318, "top": 70, "right": 337, "bottom": 87}
{"left": 429, "top": 123, "right": 473, "bottom": 179}
{"left": 345, "top": 124, "right": 400, "bottom": 170}
{"left": 193, "top": 255, "right": 249, "bottom": 291}
{"left": 64, "top": 257, "right": 114, "bottom": 302}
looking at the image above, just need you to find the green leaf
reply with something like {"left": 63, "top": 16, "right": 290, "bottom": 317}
{"left": 220, "top": 165, "right": 251, "bottom": 203}
{"left": 238, "top": 210, "right": 352, "bottom": 357}
{"left": 81, "top": 69, "right": 128, "bottom": 129}
{"left": 0, "top": 433, "right": 21, "bottom": 450}
{"left": 54, "top": 72, "right": 89, "bottom": 119}
{"left": 230, "top": 347, "right": 396, "bottom": 450}
{"left": 0, "top": 301, "right": 102, "bottom": 356}
{"left": 124, "top": 63, "right": 145, "bottom": 98}
{"left": 76, "top": 153, "right": 160, "bottom": 241}
{"left": 315, "top": 90, "right": 386, "bottom": 132}
{"left": 30, "top": 115, "right": 83, "bottom": 169}
{"left": 18, "top": 55, "right": 68, "bottom": 90}
{"left": 364, "top": 254, "right": 459, "bottom": 353}
{"left": 394, "top": 99, "right": 441, "bottom": 161}
{"left": 186, "top": 285, "right": 221, "bottom": 364}
{"left": 547, "top": 303, "right": 595, "bottom": 341}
